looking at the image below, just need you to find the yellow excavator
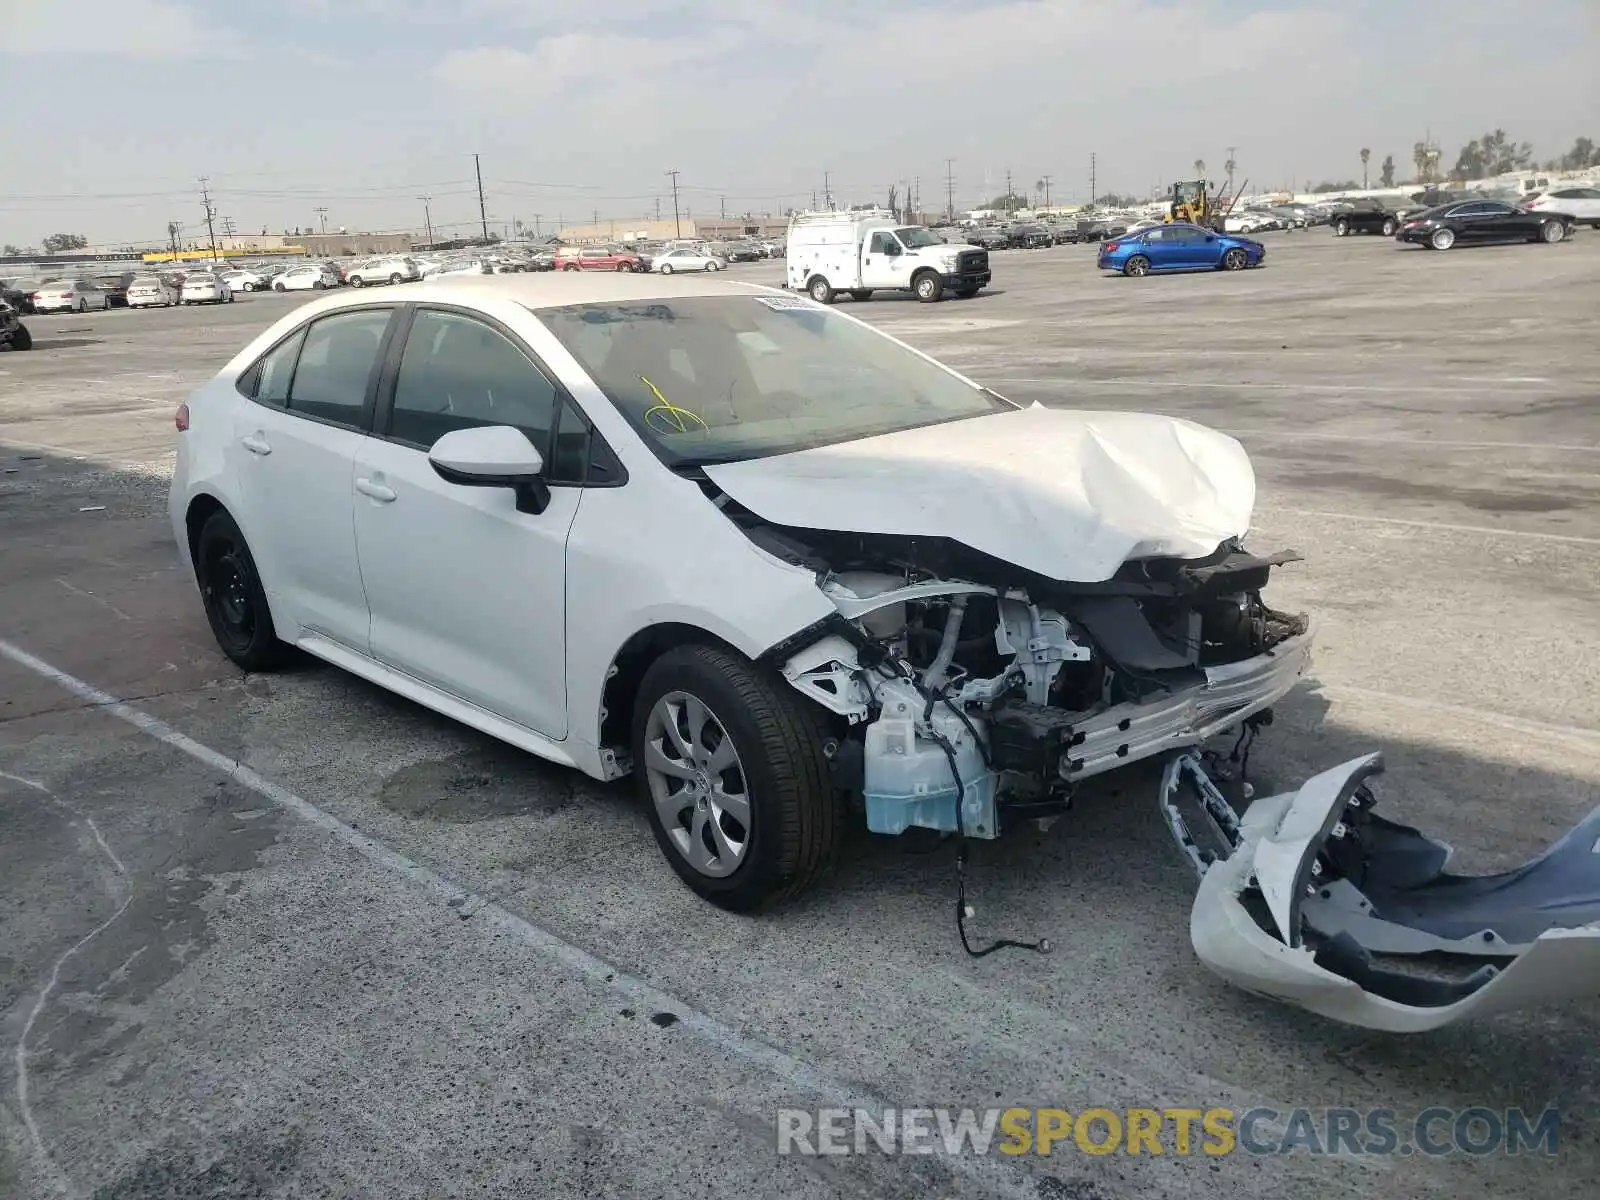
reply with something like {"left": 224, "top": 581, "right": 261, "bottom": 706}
{"left": 1166, "top": 179, "right": 1240, "bottom": 232}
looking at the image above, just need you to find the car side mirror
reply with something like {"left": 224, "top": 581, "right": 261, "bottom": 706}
{"left": 428, "top": 425, "right": 551, "bottom": 514}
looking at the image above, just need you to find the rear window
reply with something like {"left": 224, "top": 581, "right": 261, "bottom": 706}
{"left": 188, "top": 273, "right": 217, "bottom": 282}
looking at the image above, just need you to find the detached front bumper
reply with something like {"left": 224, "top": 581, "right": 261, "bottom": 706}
{"left": 1175, "top": 752, "right": 1600, "bottom": 1031}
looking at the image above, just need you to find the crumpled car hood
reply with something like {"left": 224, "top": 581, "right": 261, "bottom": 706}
{"left": 702, "top": 404, "right": 1255, "bottom": 582}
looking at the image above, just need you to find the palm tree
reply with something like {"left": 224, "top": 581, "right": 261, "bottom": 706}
{"left": 1360, "top": 147, "right": 1370, "bottom": 189}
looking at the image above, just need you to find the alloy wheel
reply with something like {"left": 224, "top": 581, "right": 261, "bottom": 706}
{"left": 642, "top": 691, "right": 751, "bottom": 878}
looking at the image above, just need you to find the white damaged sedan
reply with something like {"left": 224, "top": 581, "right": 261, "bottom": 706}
{"left": 168, "top": 274, "right": 1600, "bottom": 1029}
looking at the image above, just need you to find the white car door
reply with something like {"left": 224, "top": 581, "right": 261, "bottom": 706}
{"left": 860, "top": 230, "right": 908, "bottom": 289}
{"left": 232, "top": 306, "right": 396, "bottom": 649}
{"left": 351, "top": 307, "right": 582, "bottom": 737}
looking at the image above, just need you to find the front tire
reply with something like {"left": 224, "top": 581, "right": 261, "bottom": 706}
{"left": 7, "top": 325, "right": 31, "bottom": 351}
{"left": 1381, "top": 219, "right": 1397, "bottom": 236}
{"left": 807, "top": 276, "right": 835, "bottom": 304}
{"left": 1334, "top": 218, "right": 1350, "bottom": 237}
{"left": 1430, "top": 228, "right": 1456, "bottom": 250}
{"left": 913, "top": 271, "right": 943, "bottom": 302}
{"left": 350, "top": 276, "right": 366, "bottom": 287}
{"left": 1540, "top": 221, "right": 1565, "bottom": 244}
{"left": 633, "top": 644, "right": 840, "bottom": 911}
{"left": 195, "top": 510, "right": 287, "bottom": 672}
{"left": 1222, "top": 248, "right": 1248, "bottom": 271}
{"left": 659, "top": 263, "right": 674, "bottom": 275}
{"left": 274, "top": 283, "right": 287, "bottom": 292}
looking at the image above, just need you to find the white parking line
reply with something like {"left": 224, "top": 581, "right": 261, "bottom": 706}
{"left": 1255, "top": 507, "right": 1600, "bottom": 547}
{"left": 0, "top": 636, "right": 1036, "bottom": 1198}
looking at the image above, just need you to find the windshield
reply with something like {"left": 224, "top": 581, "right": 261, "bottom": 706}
{"left": 536, "top": 295, "right": 1011, "bottom": 467}
{"left": 896, "top": 227, "right": 941, "bottom": 248}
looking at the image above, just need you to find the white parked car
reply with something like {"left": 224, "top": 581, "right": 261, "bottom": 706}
{"left": 346, "top": 256, "right": 421, "bottom": 287}
{"left": 180, "top": 272, "right": 233, "bottom": 305}
{"left": 221, "top": 269, "right": 268, "bottom": 293}
{"left": 1222, "top": 212, "right": 1274, "bottom": 234}
{"left": 424, "top": 257, "right": 494, "bottom": 280}
{"left": 271, "top": 265, "right": 340, "bottom": 292}
{"left": 31, "top": 278, "right": 109, "bottom": 313}
{"left": 125, "top": 276, "right": 179, "bottom": 308}
{"left": 1526, "top": 185, "right": 1600, "bottom": 228}
{"left": 652, "top": 247, "right": 728, "bottom": 273}
{"left": 167, "top": 274, "right": 1600, "bottom": 1031}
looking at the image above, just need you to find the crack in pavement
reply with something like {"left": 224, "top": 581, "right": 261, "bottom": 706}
{"left": 2, "top": 769, "right": 134, "bottom": 1199}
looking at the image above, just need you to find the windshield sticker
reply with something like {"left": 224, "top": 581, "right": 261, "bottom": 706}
{"left": 756, "top": 295, "right": 816, "bottom": 310}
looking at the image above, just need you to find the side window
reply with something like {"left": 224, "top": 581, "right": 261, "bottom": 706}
{"left": 869, "top": 232, "right": 897, "bottom": 253}
{"left": 548, "top": 399, "right": 590, "bottom": 483}
{"left": 248, "top": 327, "right": 307, "bottom": 405}
{"left": 285, "top": 309, "right": 391, "bottom": 427}
{"left": 388, "top": 310, "right": 558, "bottom": 451}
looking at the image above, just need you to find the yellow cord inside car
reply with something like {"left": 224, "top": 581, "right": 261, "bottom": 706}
{"left": 640, "top": 375, "right": 708, "bottom": 435}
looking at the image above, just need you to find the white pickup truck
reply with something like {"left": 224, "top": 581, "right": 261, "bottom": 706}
{"left": 785, "top": 211, "right": 991, "bottom": 303}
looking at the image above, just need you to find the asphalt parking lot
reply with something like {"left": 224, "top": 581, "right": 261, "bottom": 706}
{"left": 3, "top": 233, "right": 1598, "bottom": 1199}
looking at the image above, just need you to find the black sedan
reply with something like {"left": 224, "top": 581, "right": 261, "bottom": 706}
{"left": 0, "top": 277, "right": 44, "bottom": 314}
{"left": 1396, "top": 200, "right": 1574, "bottom": 251}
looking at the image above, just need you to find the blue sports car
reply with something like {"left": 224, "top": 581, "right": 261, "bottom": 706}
{"left": 1097, "top": 223, "right": 1265, "bottom": 277}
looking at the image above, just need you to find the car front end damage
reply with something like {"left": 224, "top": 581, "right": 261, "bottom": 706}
{"left": 762, "top": 543, "right": 1600, "bottom": 1029}
{"left": 685, "top": 404, "right": 1598, "bottom": 1029}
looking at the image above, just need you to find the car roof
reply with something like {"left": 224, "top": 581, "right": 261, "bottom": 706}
{"left": 284, "top": 273, "right": 782, "bottom": 317}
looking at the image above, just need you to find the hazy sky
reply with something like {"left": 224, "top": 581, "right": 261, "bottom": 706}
{"left": 1, "top": 0, "right": 1595, "bottom": 245}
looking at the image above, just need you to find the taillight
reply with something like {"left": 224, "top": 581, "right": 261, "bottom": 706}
{"left": 1103, "top": 241, "right": 1121, "bottom": 253}
{"left": 175, "top": 404, "right": 189, "bottom": 432}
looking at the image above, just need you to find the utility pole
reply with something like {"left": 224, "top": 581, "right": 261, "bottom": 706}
{"left": 1041, "top": 174, "right": 1052, "bottom": 210}
{"left": 913, "top": 176, "right": 921, "bottom": 222}
{"left": 1089, "top": 153, "right": 1097, "bottom": 206}
{"left": 474, "top": 152, "right": 489, "bottom": 241}
{"left": 720, "top": 195, "right": 726, "bottom": 219}
{"left": 199, "top": 177, "right": 219, "bottom": 261}
{"left": 417, "top": 196, "right": 434, "bottom": 246}
{"left": 944, "top": 158, "right": 956, "bottom": 220}
{"left": 664, "top": 169, "right": 682, "bottom": 237}
{"left": 313, "top": 205, "right": 328, "bottom": 234}
{"left": 823, "top": 170, "right": 832, "bottom": 209}
{"left": 654, "top": 196, "right": 662, "bottom": 221}
{"left": 167, "top": 221, "right": 181, "bottom": 259}
{"left": 1225, "top": 147, "right": 1237, "bottom": 201}
{"left": 1005, "top": 167, "right": 1013, "bottom": 213}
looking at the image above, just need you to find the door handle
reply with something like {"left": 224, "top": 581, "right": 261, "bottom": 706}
{"left": 355, "top": 477, "right": 397, "bottom": 503}
{"left": 240, "top": 434, "right": 271, "bottom": 455}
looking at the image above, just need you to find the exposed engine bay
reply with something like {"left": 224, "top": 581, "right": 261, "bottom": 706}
{"left": 731, "top": 502, "right": 1311, "bottom": 841}
{"left": 718, "top": 491, "right": 1600, "bottom": 1031}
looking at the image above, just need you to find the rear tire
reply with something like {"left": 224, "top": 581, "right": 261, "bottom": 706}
{"left": 1124, "top": 255, "right": 1151, "bottom": 277}
{"left": 807, "top": 276, "right": 835, "bottom": 304}
{"left": 350, "top": 276, "right": 366, "bottom": 287}
{"left": 1430, "top": 228, "right": 1455, "bottom": 250}
{"left": 7, "top": 325, "right": 31, "bottom": 351}
{"left": 913, "top": 271, "right": 943, "bottom": 302}
{"left": 274, "top": 282, "right": 287, "bottom": 292}
{"left": 1381, "top": 219, "right": 1397, "bottom": 236}
{"left": 632, "top": 643, "right": 840, "bottom": 911}
{"left": 195, "top": 510, "right": 287, "bottom": 673}
{"left": 660, "top": 263, "right": 674, "bottom": 274}
{"left": 1334, "top": 219, "right": 1350, "bottom": 237}
{"left": 388, "top": 272, "right": 403, "bottom": 284}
